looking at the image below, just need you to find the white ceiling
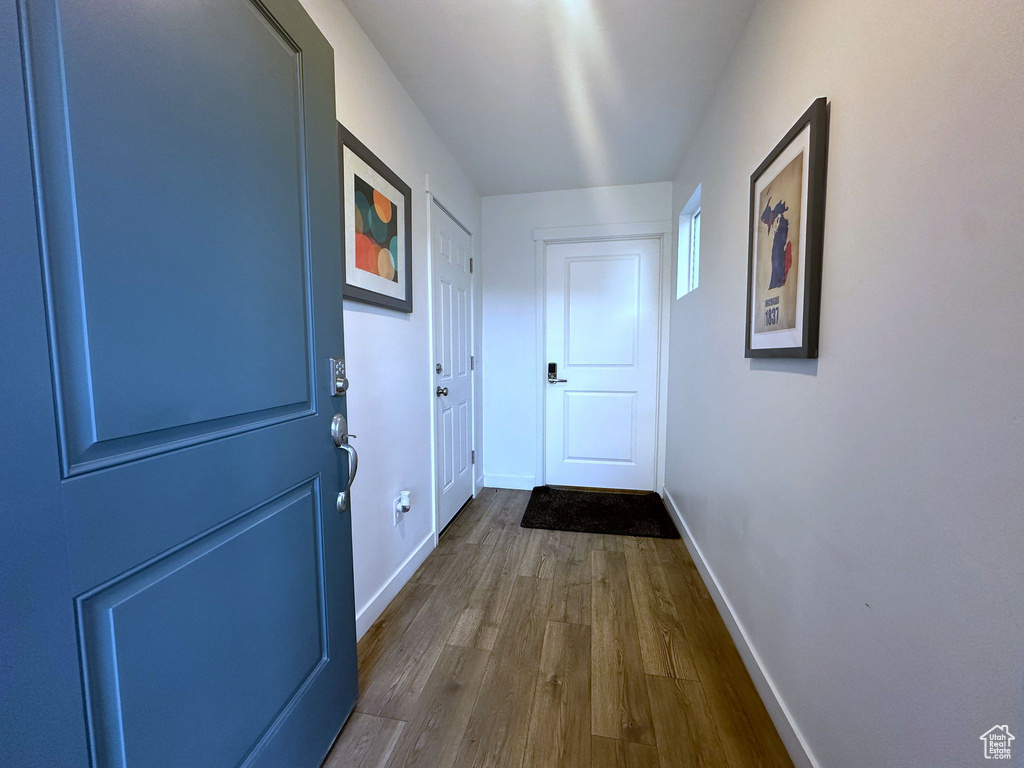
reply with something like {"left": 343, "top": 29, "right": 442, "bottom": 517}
{"left": 341, "top": 0, "right": 757, "bottom": 196}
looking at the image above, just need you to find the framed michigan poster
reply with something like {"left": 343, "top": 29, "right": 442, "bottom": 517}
{"left": 745, "top": 98, "right": 830, "bottom": 358}
{"left": 339, "top": 122, "right": 413, "bottom": 313}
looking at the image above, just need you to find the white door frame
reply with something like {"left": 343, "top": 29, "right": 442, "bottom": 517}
{"left": 426, "top": 178, "right": 478, "bottom": 546}
{"left": 533, "top": 220, "right": 673, "bottom": 492}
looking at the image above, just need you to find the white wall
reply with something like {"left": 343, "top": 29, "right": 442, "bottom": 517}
{"left": 664, "top": 1, "right": 1024, "bottom": 766}
{"left": 300, "top": 0, "right": 482, "bottom": 637}
{"left": 481, "top": 183, "right": 673, "bottom": 489}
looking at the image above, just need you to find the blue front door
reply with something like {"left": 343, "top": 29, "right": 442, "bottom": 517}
{"left": 1, "top": 0, "right": 357, "bottom": 765}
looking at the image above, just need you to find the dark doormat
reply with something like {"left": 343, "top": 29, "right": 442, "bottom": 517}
{"left": 520, "top": 486, "right": 680, "bottom": 539}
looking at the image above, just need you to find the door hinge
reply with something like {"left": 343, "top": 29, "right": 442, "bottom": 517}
{"left": 471, "top": 450, "right": 475, "bottom": 465}
{"left": 470, "top": 355, "right": 475, "bottom": 371}
{"left": 469, "top": 257, "right": 473, "bottom": 273}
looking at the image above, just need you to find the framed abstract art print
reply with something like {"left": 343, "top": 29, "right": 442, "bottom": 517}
{"left": 745, "top": 97, "right": 830, "bottom": 358}
{"left": 339, "top": 122, "right": 413, "bottom": 313}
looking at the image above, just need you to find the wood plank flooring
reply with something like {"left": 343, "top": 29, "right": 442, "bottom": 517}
{"left": 326, "top": 489, "right": 793, "bottom": 768}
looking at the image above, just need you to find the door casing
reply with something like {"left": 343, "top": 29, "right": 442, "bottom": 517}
{"left": 533, "top": 220, "right": 674, "bottom": 493}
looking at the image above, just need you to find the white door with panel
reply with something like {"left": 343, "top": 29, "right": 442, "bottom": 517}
{"left": 432, "top": 202, "right": 474, "bottom": 530}
{"left": 545, "top": 238, "right": 661, "bottom": 490}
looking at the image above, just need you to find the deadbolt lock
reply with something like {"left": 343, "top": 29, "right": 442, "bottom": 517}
{"left": 330, "top": 357, "right": 349, "bottom": 397}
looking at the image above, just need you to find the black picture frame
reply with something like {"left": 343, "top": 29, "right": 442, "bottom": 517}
{"left": 338, "top": 122, "right": 413, "bottom": 313}
{"left": 745, "top": 97, "right": 830, "bottom": 358}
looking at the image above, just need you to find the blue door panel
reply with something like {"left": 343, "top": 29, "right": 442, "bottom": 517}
{"left": 23, "top": 0, "right": 315, "bottom": 471}
{"left": 63, "top": 418, "right": 328, "bottom": 594}
{"left": 79, "top": 481, "right": 326, "bottom": 768}
{"left": 62, "top": 0, "right": 311, "bottom": 442}
{"left": 5, "top": 0, "right": 357, "bottom": 764}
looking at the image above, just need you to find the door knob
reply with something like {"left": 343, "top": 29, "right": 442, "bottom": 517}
{"left": 436, "top": 386, "right": 449, "bottom": 397}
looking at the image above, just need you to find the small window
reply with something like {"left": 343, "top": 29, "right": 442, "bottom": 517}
{"left": 676, "top": 185, "right": 702, "bottom": 298}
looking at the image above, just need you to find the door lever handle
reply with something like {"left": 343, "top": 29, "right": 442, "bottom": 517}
{"left": 336, "top": 441, "right": 358, "bottom": 513}
{"left": 339, "top": 441, "right": 358, "bottom": 488}
{"left": 547, "top": 362, "right": 566, "bottom": 384}
{"left": 331, "top": 413, "right": 359, "bottom": 512}
{"left": 331, "top": 413, "right": 354, "bottom": 446}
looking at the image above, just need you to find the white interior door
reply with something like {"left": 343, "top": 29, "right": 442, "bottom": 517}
{"left": 432, "top": 202, "right": 474, "bottom": 530}
{"left": 545, "top": 238, "right": 661, "bottom": 490}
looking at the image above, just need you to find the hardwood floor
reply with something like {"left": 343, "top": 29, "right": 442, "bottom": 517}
{"left": 325, "top": 489, "right": 793, "bottom": 768}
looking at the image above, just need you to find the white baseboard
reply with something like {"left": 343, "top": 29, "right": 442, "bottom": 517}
{"left": 661, "top": 488, "right": 820, "bottom": 768}
{"left": 354, "top": 532, "right": 434, "bottom": 640}
{"left": 483, "top": 473, "right": 536, "bottom": 491}
{"left": 474, "top": 473, "right": 485, "bottom": 494}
